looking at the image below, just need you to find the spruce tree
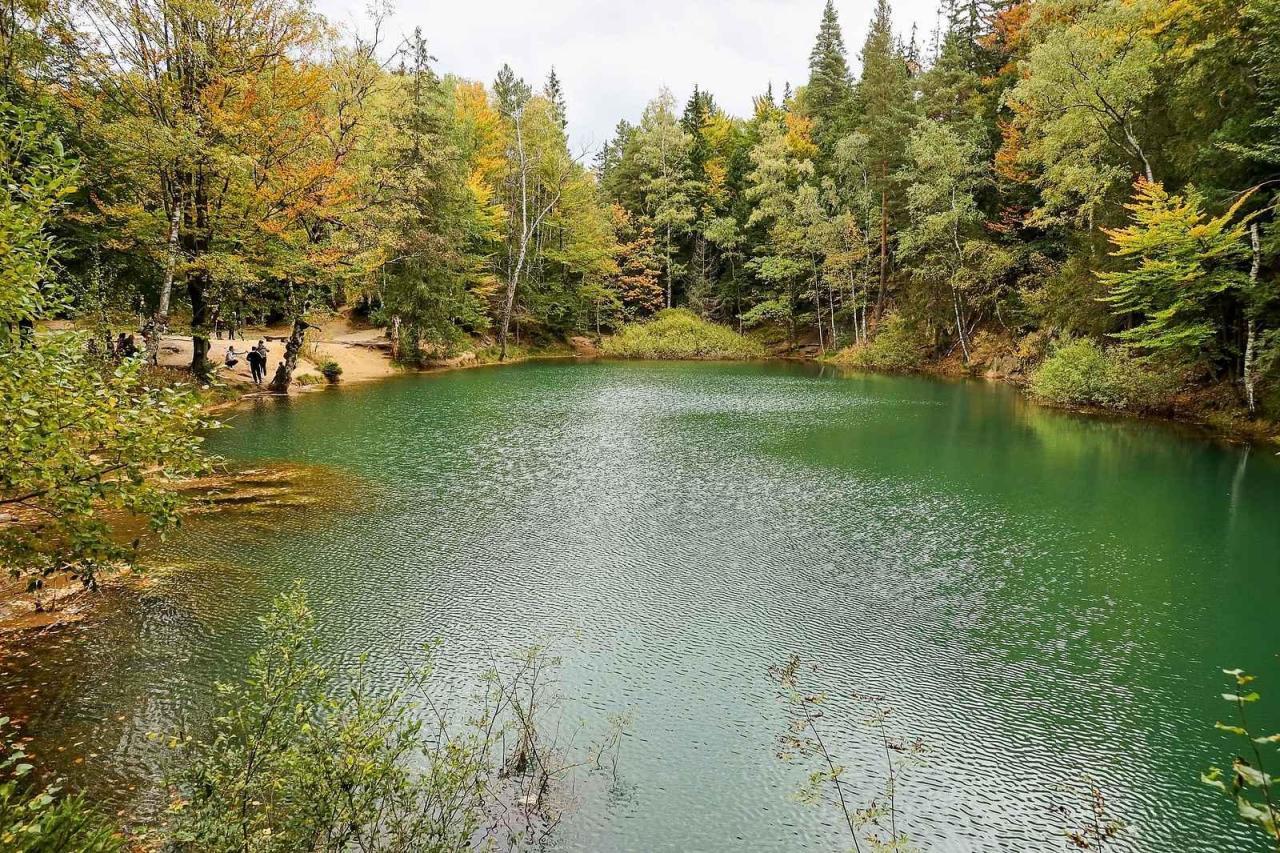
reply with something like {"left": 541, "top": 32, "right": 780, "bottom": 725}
{"left": 855, "top": 0, "right": 917, "bottom": 318}
{"left": 805, "top": 0, "right": 854, "bottom": 154}
{"left": 544, "top": 66, "right": 567, "bottom": 130}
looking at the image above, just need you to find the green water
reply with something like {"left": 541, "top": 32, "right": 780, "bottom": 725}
{"left": 5, "top": 360, "right": 1280, "bottom": 851}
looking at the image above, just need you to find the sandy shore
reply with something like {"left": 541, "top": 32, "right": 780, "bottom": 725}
{"left": 157, "top": 316, "right": 401, "bottom": 392}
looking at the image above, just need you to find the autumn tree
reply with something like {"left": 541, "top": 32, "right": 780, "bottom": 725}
{"left": 1099, "top": 181, "right": 1253, "bottom": 368}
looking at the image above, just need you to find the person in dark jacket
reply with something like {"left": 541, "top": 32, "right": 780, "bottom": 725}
{"left": 247, "top": 345, "right": 265, "bottom": 385}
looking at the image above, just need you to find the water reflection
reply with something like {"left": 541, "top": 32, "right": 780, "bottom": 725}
{"left": 3, "top": 361, "right": 1278, "bottom": 852}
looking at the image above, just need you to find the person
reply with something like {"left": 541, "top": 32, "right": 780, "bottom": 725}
{"left": 247, "top": 345, "right": 265, "bottom": 385}
{"left": 224, "top": 345, "right": 240, "bottom": 370}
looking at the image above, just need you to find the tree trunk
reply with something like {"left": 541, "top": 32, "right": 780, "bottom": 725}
{"left": 952, "top": 285, "right": 970, "bottom": 364}
{"left": 813, "top": 259, "right": 824, "bottom": 353}
{"left": 876, "top": 161, "right": 888, "bottom": 321}
{"left": 498, "top": 264, "right": 522, "bottom": 361}
{"left": 269, "top": 318, "right": 309, "bottom": 393}
{"left": 665, "top": 225, "right": 673, "bottom": 309}
{"left": 188, "top": 272, "right": 211, "bottom": 379}
{"left": 390, "top": 314, "right": 401, "bottom": 361}
{"left": 828, "top": 282, "right": 837, "bottom": 346}
{"left": 1244, "top": 223, "right": 1261, "bottom": 414}
{"left": 186, "top": 173, "right": 213, "bottom": 379}
{"left": 157, "top": 189, "right": 181, "bottom": 320}
{"left": 145, "top": 187, "right": 183, "bottom": 366}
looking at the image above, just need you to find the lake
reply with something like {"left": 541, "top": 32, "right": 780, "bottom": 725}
{"left": 4, "top": 360, "right": 1279, "bottom": 851}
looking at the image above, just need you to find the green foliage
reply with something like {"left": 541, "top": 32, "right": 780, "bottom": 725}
{"left": 1099, "top": 181, "right": 1251, "bottom": 363}
{"left": 897, "top": 122, "right": 1011, "bottom": 361}
{"left": 1, "top": 337, "right": 210, "bottom": 588}
{"left": 601, "top": 308, "right": 765, "bottom": 360}
{"left": 832, "top": 313, "right": 928, "bottom": 372}
{"left": 167, "top": 588, "right": 483, "bottom": 851}
{"left": 1005, "top": 0, "right": 1162, "bottom": 226}
{"left": 0, "top": 104, "right": 76, "bottom": 332}
{"left": 0, "top": 102, "right": 210, "bottom": 591}
{"left": 318, "top": 359, "right": 343, "bottom": 382}
{"left": 0, "top": 719, "right": 121, "bottom": 852}
{"left": 168, "top": 586, "right": 623, "bottom": 852}
{"left": 804, "top": 0, "right": 854, "bottom": 153}
{"left": 1203, "top": 667, "right": 1280, "bottom": 846}
{"left": 1030, "top": 338, "right": 1180, "bottom": 412}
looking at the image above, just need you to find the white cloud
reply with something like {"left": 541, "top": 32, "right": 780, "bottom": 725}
{"left": 317, "top": 0, "right": 944, "bottom": 153}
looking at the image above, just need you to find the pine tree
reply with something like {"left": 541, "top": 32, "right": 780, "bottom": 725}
{"left": 805, "top": 0, "right": 854, "bottom": 154}
{"left": 493, "top": 63, "right": 531, "bottom": 118}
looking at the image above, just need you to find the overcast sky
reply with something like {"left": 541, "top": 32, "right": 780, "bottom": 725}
{"left": 316, "top": 0, "right": 945, "bottom": 155}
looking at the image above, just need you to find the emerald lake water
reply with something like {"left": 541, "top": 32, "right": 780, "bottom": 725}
{"left": 4, "top": 360, "right": 1280, "bottom": 851}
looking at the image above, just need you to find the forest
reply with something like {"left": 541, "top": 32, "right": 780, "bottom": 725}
{"left": 4, "top": 0, "right": 1280, "bottom": 849}
{"left": 2, "top": 0, "right": 1278, "bottom": 414}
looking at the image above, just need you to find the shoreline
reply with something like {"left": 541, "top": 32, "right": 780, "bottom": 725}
{"left": 825, "top": 357, "right": 1280, "bottom": 448}
{"left": 210, "top": 327, "right": 1278, "bottom": 447}
{"left": 4, "top": 331, "right": 1273, "bottom": 634}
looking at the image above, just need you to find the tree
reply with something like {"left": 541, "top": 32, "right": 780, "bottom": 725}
{"left": 804, "top": 0, "right": 854, "bottom": 156}
{"left": 746, "top": 116, "right": 821, "bottom": 347}
{"left": 1099, "top": 179, "right": 1252, "bottom": 368}
{"left": 1004, "top": 0, "right": 1162, "bottom": 227}
{"left": 611, "top": 205, "right": 664, "bottom": 318}
{"left": 854, "top": 0, "right": 917, "bottom": 319}
{"left": 0, "top": 103, "right": 207, "bottom": 593}
{"left": 544, "top": 66, "right": 567, "bottom": 130}
{"left": 374, "top": 32, "right": 487, "bottom": 360}
{"left": 491, "top": 70, "right": 577, "bottom": 360}
{"left": 631, "top": 89, "right": 696, "bottom": 308}
{"left": 897, "top": 122, "right": 1010, "bottom": 362}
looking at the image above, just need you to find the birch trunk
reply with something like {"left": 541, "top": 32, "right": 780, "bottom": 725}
{"left": 1243, "top": 223, "right": 1261, "bottom": 414}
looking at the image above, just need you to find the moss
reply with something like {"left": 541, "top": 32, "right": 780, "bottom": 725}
{"left": 600, "top": 309, "right": 766, "bottom": 360}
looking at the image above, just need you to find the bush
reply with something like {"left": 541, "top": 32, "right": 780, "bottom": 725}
{"left": 318, "top": 360, "right": 342, "bottom": 383}
{"left": 600, "top": 308, "right": 766, "bottom": 360}
{"left": 167, "top": 588, "right": 623, "bottom": 852}
{"left": 1030, "top": 338, "right": 1179, "bottom": 412}
{"left": 831, "top": 312, "right": 928, "bottom": 372}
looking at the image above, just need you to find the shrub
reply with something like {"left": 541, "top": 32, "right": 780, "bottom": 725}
{"left": 600, "top": 308, "right": 765, "bottom": 360}
{"left": 318, "top": 359, "right": 342, "bottom": 383}
{"left": 1030, "top": 338, "right": 1179, "bottom": 412}
{"left": 167, "top": 588, "right": 623, "bottom": 852}
{"left": 831, "top": 312, "right": 928, "bottom": 372}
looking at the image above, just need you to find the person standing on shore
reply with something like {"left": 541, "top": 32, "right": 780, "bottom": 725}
{"left": 247, "top": 344, "right": 265, "bottom": 385}
{"left": 255, "top": 340, "right": 270, "bottom": 385}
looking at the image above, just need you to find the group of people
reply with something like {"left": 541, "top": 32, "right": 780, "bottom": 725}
{"left": 225, "top": 339, "right": 272, "bottom": 385}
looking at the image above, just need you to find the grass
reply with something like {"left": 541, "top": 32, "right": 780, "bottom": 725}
{"left": 600, "top": 309, "right": 766, "bottom": 360}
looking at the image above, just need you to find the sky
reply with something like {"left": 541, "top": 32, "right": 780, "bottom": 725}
{"left": 315, "top": 0, "right": 945, "bottom": 155}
